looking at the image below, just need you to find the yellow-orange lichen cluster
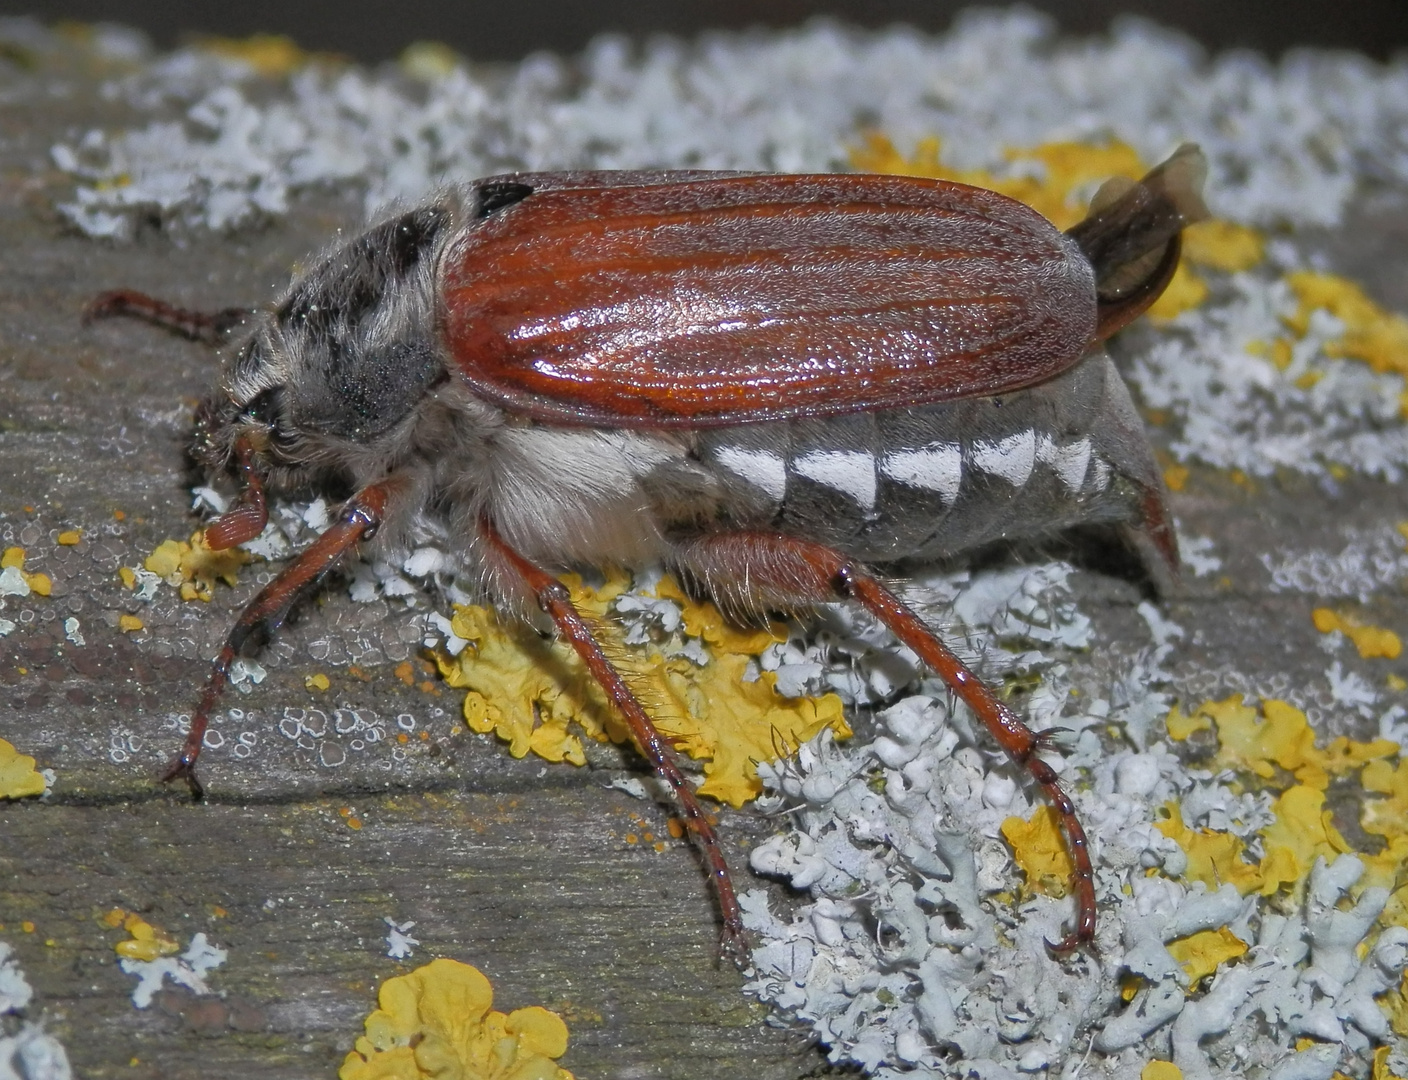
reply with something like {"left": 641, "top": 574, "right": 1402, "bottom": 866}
{"left": 340, "top": 958, "right": 575, "bottom": 1080}
{"left": 139, "top": 532, "right": 251, "bottom": 602}
{"left": 0, "top": 737, "right": 48, "bottom": 800}
{"left": 437, "top": 573, "right": 849, "bottom": 808}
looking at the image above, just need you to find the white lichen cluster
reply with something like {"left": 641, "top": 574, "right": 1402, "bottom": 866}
{"left": 383, "top": 918, "right": 420, "bottom": 960}
{"left": 1125, "top": 271, "right": 1408, "bottom": 482}
{"left": 739, "top": 565, "right": 1408, "bottom": 1079}
{"left": 118, "top": 932, "right": 227, "bottom": 1009}
{"left": 1261, "top": 526, "right": 1408, "bottom": 601}
{"left": 37, "top": 11, "right": 1408, "bottom": 237}
{"left": 0, "top": 941, "right": 73, "bottom": 1080}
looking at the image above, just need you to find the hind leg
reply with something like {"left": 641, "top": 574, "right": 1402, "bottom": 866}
{"left": 677, "top": 529, "right": 1096, "bottom": 953}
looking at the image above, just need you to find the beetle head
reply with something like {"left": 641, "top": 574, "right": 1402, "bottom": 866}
{"left": 198, "top": 206, "right": 452, "bottom": 494}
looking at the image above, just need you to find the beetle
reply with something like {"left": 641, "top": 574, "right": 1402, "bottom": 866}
{"left": 86, "top": 143, "right": 1207, "bottom": 961}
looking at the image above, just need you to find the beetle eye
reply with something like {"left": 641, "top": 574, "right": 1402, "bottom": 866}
{"left": 241, "top": 386, "right": 283, "bottom": 427}
{"left": 476, "top": 181, "right": 534, "bottom": 218}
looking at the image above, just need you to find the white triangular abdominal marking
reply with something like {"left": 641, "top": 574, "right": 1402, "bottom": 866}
{"left": 969, "top": 430, "right": 1037, "bottom": 486}
{"left": 793, "top": 449, "right": 878, "bottom": 510}
{"left": 713, "top": 446, "right": 789, "bottom": 501}
{"left": 879, "top": 441, "right": 964, "bottom": 504}
{"left": 1036, "top": 435, "right": 1094, "bottom": 493}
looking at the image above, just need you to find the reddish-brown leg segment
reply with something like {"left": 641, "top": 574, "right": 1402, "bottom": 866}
{"left": 165, "top": 481, "right": 392, "bottom": 798}
{"left": 479, "top": 519, "right": 748, "bottom": 963}
{"left": 203, "top": 437, "right": 270, "bottom": 550}
{"left": 682, "top": 531, "right": 1097, "bottom": 954}
{"left": 84, "top": 289, "right": 253, "bottom": 346}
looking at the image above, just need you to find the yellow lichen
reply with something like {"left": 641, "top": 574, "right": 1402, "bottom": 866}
{"left": 339, "top": 958, "right": 575, "bottom": 1080}
{"left": 1163, "top": 465, "right": 1190, "bottom": 492}
{"left": 56, "top": 530, "right": 81, "bottom": 546}
{"left": 1000, "top": 806, "right": 1073, "bottom": 898}
{"left": 118, "top": 614, "right": 144, "bottom": 633}
{"left": 653, "top": 577, "right": 788, "bottom": 654}
{"left": 1166, "top": 927, "right": 1248, "bottom": 984}
{"left": 1165, "top": 696, "right": 1395, "bottom": 791}
{"left": 1312, "top": 608, "right": 1403, "bottom": 660}
{"left": 1383, "top": 970, "right": 1408, "bottom": 1040}
{"left": 113, "top": 913, "right": 181, "bottom": 962}
{"left": 849, "top": 132, "right": 1145, "bottom": 229}
{"left": 1155, "top": 803, "right": 1265, "bottom": 895}
{"left": 1158, "top": 690, "right": 1408, "bottom": 1040}
{"left": 1164, "top": 705, "right": 1211, "bottom": 741}
{"left": 1258, "top": 785, "right": 1353, "bottom": 894}
{"left": 0, "top": 738, "right": 48, "bottom": 799}
{"left": 1159, "top": 697, "right": 1398, "bottom": 895}
{"left": 143, "top": 539, "right": 184, "bottom": 579}
{"left": 1359, "top": 759, "right": 1408, "bottom": 897}
{"left": 1180, "top": 219, "right": 1265, "bottom": 273}
{"left": 1156, "top": 785, "right": 1349, "bottom": 898}
{"left": 1286, "top": 272, "right": 1408, "bottom": 378}
{"left": 118, "top": 566, "right": 137, "bottom": 589}
{"left": 195, "top": 33, "right": 317, "bottom": 77}
{"left": 306, "top": 673, "right": 331, "bottom": 692}
{"left": 1119, "top": 971, "right": 1145, "bottom": 1002}
{"left": 1157, "top": 787, "right": 1341, "bottom": 899}
{"left": 2, "top": 547, "right": 52, "bottom": 595}
{"left": 1372, "top": 1045, "right": 1404, "bottom": 1080}
{"left": 23, "top": 571, "right": 50, "bottom": 596}
{"left": 400, "top": 41, "right": 462, "bottom": 81}
{"left": 1282, "top": 272, "right": 1408, "bottom": 417}
{"left": 143, "top": 533, "right": 252, "bottom": 601}
{"left": 1246, "top": 337, "right": 1295, "bottom": 371}
{"left": 1145, "top": 261, "right": 1209, "bottom": 323}
{"left": 1141, "top": 1063, "right": 1183, "bottom": 1080}
{"left": 437, "top": 573, "right": 848, "bottom": 807}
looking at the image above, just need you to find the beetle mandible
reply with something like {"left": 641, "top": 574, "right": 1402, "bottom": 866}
{"left": 87, "top": 144, "right": 1208, "bottom": 961}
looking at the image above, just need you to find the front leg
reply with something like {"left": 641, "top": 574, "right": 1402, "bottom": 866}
{"left": 479, "top": 518, "right": 747, "bottom": 964}
{"left": 165, "top": 480, "right": 394, "bottom": 798}
{"left": 677, "top": 530, "right": 1097, "bottom": 954}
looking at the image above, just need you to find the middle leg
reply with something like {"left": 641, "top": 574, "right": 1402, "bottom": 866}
{"left": 479, "top": 518, "right": 747, "bottom": 963}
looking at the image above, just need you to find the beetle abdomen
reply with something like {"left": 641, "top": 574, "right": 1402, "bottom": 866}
{"left": 688, "top": 352, "right": 1164, "bottom": 564}
{"left": 440, "top": 173, "right": 1097, "bottom": 428}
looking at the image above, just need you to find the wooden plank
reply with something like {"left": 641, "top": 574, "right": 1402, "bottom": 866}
{"left": 2, "top": 29, "right": 1406, "bottom": 1080}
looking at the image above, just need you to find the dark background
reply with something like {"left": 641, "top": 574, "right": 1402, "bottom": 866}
{"left": 6, "top": 0, "right": 1408, "bottom": 62}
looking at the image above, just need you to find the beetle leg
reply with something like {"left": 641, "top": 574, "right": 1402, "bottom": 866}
{"left": 479, "top": 518, "right": 748, "bottom": 965}
{"left": 164, "top": 481, "right": 393, "bottom": 798}
{"left": 1137, "top": 484, "right": 1179, "bottom": 583}
{"left": 679, "top": 531, "right": 1097, "bottom": 955}
{"left": 202, "top": 437, "right": 270, "bottom": 550}
{"left": 84, "top": 288, "right": 253, "bottom": 346}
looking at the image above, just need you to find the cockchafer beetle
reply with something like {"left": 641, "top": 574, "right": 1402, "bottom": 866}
{"left": 87, "top": 143, "right": 1208, "bottom": 961}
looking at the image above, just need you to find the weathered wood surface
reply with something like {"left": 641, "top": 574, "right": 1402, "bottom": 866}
{"left": 1, "top": 37, "right": 1406, "bottom": 1080}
